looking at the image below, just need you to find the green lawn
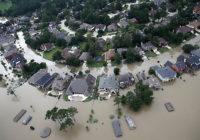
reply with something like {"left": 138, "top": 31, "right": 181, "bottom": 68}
{"left": 158, "top": 47, "right": 169, "bottom": 53}
{"left": 0, "top": 2, "right": 12, "bottom": 12}
{"left": 43, "top": 46, "right": 63, "bottom": 61}
{"left": 146, "top": 51, "right": 157, "bottom": 57}
{"left": 87, "top": 62, "right": 104, "bottom": 68}
{"left": 60, "top": 29, "right": 66, "bottom": 32}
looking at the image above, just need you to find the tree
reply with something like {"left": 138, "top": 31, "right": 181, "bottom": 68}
{"left": 114, "top": 68, "right": 120, "bottom": 75}
{"left": 52, "top": 51, "right": 62, "bottom": 61}
{"left": 7, "top": 86, "right": 17, "bottom": 97}
{"left": 126, "top": 91, "right": 142, "bottom": 112}
{"left": 45, "top": 107, "right": 78, "bottom": 131}
{"left": 66, "top": 56, "right": 81, "bottom": 67}
{"left": 113, "top": 53, "right": 122, "bottom": 65}
{"left": 182, "top": 44, "right": 195, "bottom": 54}
{"left": 148, "top": 68, "right": 155, "bottom": 75}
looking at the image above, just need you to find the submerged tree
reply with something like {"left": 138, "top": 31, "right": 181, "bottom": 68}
{"left": 7, "top": 86, "right": 17, "bottom": 97}
{"left": 45, "top": 107, "right": 78, "bottom": 131}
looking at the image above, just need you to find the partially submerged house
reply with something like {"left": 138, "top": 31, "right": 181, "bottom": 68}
{"left": 51, "top": 75, "right": 72, "bottom": 91}
{"left": 96, "top": 39, "right": 106, "bottom": 50}
{"left": 141, "top": 41, "right": 158, "bottom": 53}
{"left": 95, "top": 24, "right": 106, "bottom": 32}
{"left": 117, "top": 20, "right": 129, "bottom": 28}
{"left": 177, "top": 55, "right": 187, "bottom": 62}
{"left": 66, "top": 74, "right": 96, "bottom": 99}
{"left": 10, "top": 55, "right": 25, "bottom": 68}
{"left": 117, "top": 48, "right": 127, "bottom": 56}
{"left": 186, "top": 55, "right": 200, "bottom": 70}
{"left": 4, "top": 45, "right": 18, "bottom": 60}
{"left": 151, "top": 65, "right": 177, "bottom": 82}
{"left": 98, "top": 75, "right": 118, "bottom": 98}
{"left": 107, "top": 23, "right": 118, "bottom": 32}
{"left": 136, "top": 72, "right": 147, "bottom": 81}
{"left": 158, "top": 37, "right": 168, "bottom": 47}
{"left": 118, "top": 73, "right": 135, "bottom": 89}
{"left": 0, "top": 34, "right": 15, "bottom": 47}
{"left": 143, "top": 75, "right": 161, "bottom": 89}
{"left": 171, "top": 61, "right": 188, "bottom": 74}
{"left": 191, "top": 48, "right": 200, "bottom": 58}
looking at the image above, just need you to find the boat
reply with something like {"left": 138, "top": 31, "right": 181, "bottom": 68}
{"left": 165, "top": 102, "right": 175, "bottom": 112}
{"left": 124, "top": 115, "right": 136, "bottom": 129}
{"left": 13, "top": 109, "right": 26, "bottom": 122}
{"left": 22, "top": 115, "right": 32, "bottom": 125}
{"left": 112, "top": 120, "right": 122, "bottom": 137}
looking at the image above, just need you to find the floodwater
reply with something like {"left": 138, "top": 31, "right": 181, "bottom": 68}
{"left": 0, "top": 71, "right": 200, "bottom": 140}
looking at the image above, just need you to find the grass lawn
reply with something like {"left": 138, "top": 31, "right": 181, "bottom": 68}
{"left": 158, "top": 47, "right": 169, "bottom": 53}
{"left": 79, "top": 42, "right": 87, "bottom": 51}
{"left": 60, "top": 29, "right": 66, "bottom": 32}
{"left": 186, "top": 34, "right": 196, "bottom": 41}
{"left": 169, "top": 44, "right": 178, "bottom": 48}
{"left": 87, "top": 62, "right": 104, "bottom": 67}
{"left": 43, "top": 46, "right": 63, "bottom": 61}
{"left": 63, "top": 94, "right": 70, "bottom": 102}
{"left": 146, "top": 51, "right": 157, "bottom": 57}
{"left": 0, "top": 2, "right": 12, "bottom": 12}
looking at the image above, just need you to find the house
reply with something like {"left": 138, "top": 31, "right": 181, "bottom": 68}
{"left": 177, "top": 55, "right": 187, "bottom": 62}
{"left": 134, "top": 46, "right": 145, "bottom": 56}
{"left": 93, "top": 55, "right": 102, "bottom": 62}
{"left": 187, "top": 21, "right": 200, "bottom": 30}
{"left": 177, "top": 26, "right": 193, "bottom": 35}
{"left": 29, "top": 30, "right": 40, "bottom": 40}
{"left": 129, "top": 18, "right": 138, "bottom": 24}
{"left": 10, "top": 55, "right": 25, "bottom": 68}
{"left": 107, "top": 23, "right": 118, "bottom": 32}
{"left": 191, "top": 48, "right": 200, "bottom": 58}
{"left": 136, "top": 72, "right": 147, "bottom": 81}
{"left": 166, "top": 3, "right": 175, "bottom": 11}
{"left": 117, "top": 20, "right": 129, "bottom": 28}
{"left": 28, "top": 69, "right": 48, "bottom": 85}
{"left": 80, "top": 23, "right": 95, "bottom": 31}
{"left": 164, "top": 60, "right": 173, "bottom": 68}
{"left": 151, "top": 65, "right": 177, "bottom": 82}
{"left": 61, "top": 46, "right": 81, "bottom": 59}
{"left": 154, "top": 0, "right": 165, "bottom": 6}
{"left": 79, "top": 52, "right": 91, "bottom": 61}
{"left": 143, "top": 75, "right": 161, "bottom": 89}
{"left": 4, "top": 45, "right": 18, "bottom": 60}
{"left": 109, "top": 38, "right": 115, "bottom": 48}
{"left": 40, "top": 43, "right": 55, "bottom": 52}
{"left": 117, "top": 48, "right": 127, "bottom": 56}
{"left": 66, "top": 74, "right": 96, "bottom": 98}
{"left": 171, "top": 61, "right": 187, "bottom": 74}
{"left": 158, "top": 37, "right": 168, "bottom": 47}
{"left": 0, "top": 34, "right": 15, "bottom": 47}
{"left": 141, "top": 41, "right": 157, "bottom": 52}
{"left": 105, "top": 49, "right": 115, "bottom": 61}
{"left": 98, "top": 75, "right": 118, "bottom": 98}
{"left": 35, "top": 73, "right": 55, "bottom": 90}
{"left": 51, "top": 75, "right": 72, "bottom": 91}
{"left": 95, "top": 24, "right": 106, "bottom": 32}
{"left": 186, "top": 55, "right": 200, "bottom": 70}
{"left": 96, "top": 39, "right": 106, "bottom": 50}
{"left": 118, "top": 73, "right": 135, "bottom": 89}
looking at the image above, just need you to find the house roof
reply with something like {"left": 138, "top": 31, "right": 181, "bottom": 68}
{"left": 10, "top": 55, "right": 25, "bottom": 67}
{"left": 177, "top": 26, "right": 193, "bottom": 34}
{"left": 173, "top": 61, "right": 187, "bottom": 70}
{"left": 105, "top": 49, "right": 115, "bottom": 61}
{"left": 151, "top": 66, "right": 177, "bottom": 80}
{"left": 117, "top": 20, "right": 129, "bottom": 28}
{"left": 40, "top": 43, "right": 54, "bottom": 51}
{"left": 117, "top": 48, "right": 127, "bottom": 56}
{"left": 177, "top": 55, "right": 187, "bottom": 62}
{"left": 66, "top": 74, "right": 96, "bottom": 97}
{"left": 52, "top": 75, "right": 71, "bottom": 91}
{"left": 107, "top": 23, "right": 118, "bottom": 32}
{"left": 188, "top": 21, "right": 200, "bottom": 29}
{"left": 4, "top": 45, "right": 18, "bottom": 58}
{"left": 61, "top": 47, "right": 81, "bottom": 59}
{"left": 79, "top": 52, "right": 91, "bottom": 61}
{"left": 141, "top": 41, "right": 156, "bottom": 51}
{"left": 154, "top": 0, "right": 165, "bottom": 6}
{"left": 28, "top": 69, "right": 48, "bottom": 85}
{"left": 118, "top": 73, "right": 134, "bottom": 83}
{"left": 96, "top": 39, "right": 106, "bottom": 49}
{"left": 165, "top": 60, "right": 173, "bottom": 68}
{"left": 99, "top": 75, "right": 117, "bottom": 91}
{"left": 191, "top": 48, "right": 200, "bottom": 58}
{"left": 35, "top": 73, "right": 55, "bottom": 89}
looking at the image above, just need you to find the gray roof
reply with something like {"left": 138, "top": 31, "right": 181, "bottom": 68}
{"left": 4, "top": 45, "right": 18, "bottom": 58}
{"left": 151, "top": 66, "right": 176, "bottom": 81}
{"left": 117, "top": 48, "right": 127, "bottom": 56}
{"left": 112, "top": 120, "right": 122, "bottom": 137}
{"left": 99, "top": 75, "right": 117, "bottom": 91}
{"left": 79, "top": 52, "right": 91, "bottom": 61}
{"left": 66, "top": 74, "right": 96, "bottom": 97}
{"left": 141, "top": 41, "right": 156, "bottom": 51}
{"left": 117, "top": 20, "right": 129, "bottom": 28}
{"left": 52, "top": 75, "right": 71, "bottom": 91}
{"left": 107, "top": 23, "right": 118, "bottom": 32}
{"left": 118, "top": 72, "right": 134, "bottom": 83}
{"left": 191, "top": 48, "right": 200, "bottom": 58}
{"left": 28, "top": 69, "right": 47, "bottom": 85}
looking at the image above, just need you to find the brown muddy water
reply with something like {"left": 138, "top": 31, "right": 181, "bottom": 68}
{"left": 0, "top": 71, "right": 200, "bottom": 140}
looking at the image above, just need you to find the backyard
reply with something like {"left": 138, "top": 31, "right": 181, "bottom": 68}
{"left": 0, "top": 2, "right": 12, "bottom": 12}
{"left": 43, "top": 46, "right": 63, "bottom": 61}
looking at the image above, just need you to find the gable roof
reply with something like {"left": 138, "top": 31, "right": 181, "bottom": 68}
{"left": 79, "top": 52, "right": 91, "bottom": 61}
{"left": 177, "top": 55, "right": 187, "bottom": 62}
{"left": 105, "top": 49, "right": 115, "bottom": 61}
{"left": 28, "top": 69, "right": 48, "bottom": 85}
{"left": 99, "top": 75, "right": 117, "bottom": 91}
{"left": 10, "top": 55, "right": 25, "bottom": 67}
{"left": 191, "top": 48, "right": 200, "bottom": 58}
